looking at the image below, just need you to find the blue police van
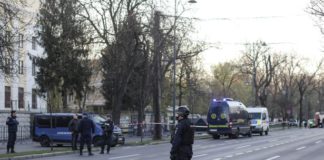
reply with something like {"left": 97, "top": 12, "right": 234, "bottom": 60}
{"left": 207, "top": 98, "right": 252, "bottom": 139}
{"left": 32, "top": 113, "right": 125, "bottom": 147}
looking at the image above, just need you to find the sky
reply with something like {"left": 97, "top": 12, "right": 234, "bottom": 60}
{"left": 186, "top": 0, "right": 324, "bottom": 73}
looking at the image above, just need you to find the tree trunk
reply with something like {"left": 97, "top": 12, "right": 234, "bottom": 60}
{"left": 112, "top": 93, "right": 122, "bottom": 125}
{"left": 299, "top": 96, "right": 303, "bottom": 127}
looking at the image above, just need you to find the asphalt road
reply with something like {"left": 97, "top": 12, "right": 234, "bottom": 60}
{"left": 32, "top": 128, "right": 324, "bottom": 160}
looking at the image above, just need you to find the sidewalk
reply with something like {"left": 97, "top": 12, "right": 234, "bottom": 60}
{"left": 0, "top": 131, "right": 208, "bottom": 154}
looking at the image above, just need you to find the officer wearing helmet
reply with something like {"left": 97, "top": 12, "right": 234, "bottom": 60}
{"left": 170, "top": 106, "right": 194, "bottom": 160}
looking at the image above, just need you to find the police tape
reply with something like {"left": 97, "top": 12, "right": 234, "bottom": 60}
{"left": 118, "top": 122, "right": 208, "bottom": 128}
{"left": 118, "top": 121, "right": 285, "bottom": 128}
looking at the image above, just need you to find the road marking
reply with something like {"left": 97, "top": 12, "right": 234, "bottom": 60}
{"left": 268, "top": 139, "right": 279, "bottom": 142}
{"left": 193, "top": 154, "right": 208, "bottom": 158}
{"left": 109, "top": 154, "right": 140, "bottom": 160}
{"left": 315, "top": 140, "right": 322, "bottom": 144}
{"left": 225, "top": 155, "right": 233, "bottom": 158}
{"left": 296, "top": 146, "right": 306, "bottom": 150}
{"left": 246, "top": 150, "right": 253, "bottom": 153}
{"left": 265, "top": 155, "right": 280, "bottom": 160}
{"left": 213, "top": 158, "right": 222, "bottom": 160}
{"left": 235, "top": 152, "right": 244, "bottom": 155}
{"left": 236, "top": 145, "right": 251, "bottom": 149}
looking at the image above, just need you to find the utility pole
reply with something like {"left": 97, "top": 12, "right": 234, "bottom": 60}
{"left": 152, "top": 11, "right": 162, "bottom": 140}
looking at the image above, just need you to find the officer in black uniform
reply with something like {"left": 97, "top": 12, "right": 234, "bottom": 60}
{"left": 68, "top": 114, "right": 79, "bottom": 150}
{"left": 170, "top": 106, "right": 194, "bottom": 160}
{"left": 6, "top": 110, "right": 19, "bottom": 154}
{"left": 78, "top": 113, "right": 95, "bottom": 156}
{"left": 100, "top": 115, "right": 114, "bottom": 154}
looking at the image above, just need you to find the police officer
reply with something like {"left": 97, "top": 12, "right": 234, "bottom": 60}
{"left": 78, "top": 113, "right": 95, "bottom": 156}
{"left": 170, "top": 107, "right": 194, "bottom": 160}
{"left": 6, "top": 110, "right": 19, "bottom": 154}
{"left": 68, "top": 114, "right": 79, "bottom": 150}
{"left": 100, "top": 115, "right": 114, "bottom": 154}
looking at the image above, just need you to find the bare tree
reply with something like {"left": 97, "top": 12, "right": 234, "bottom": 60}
{"left": 212, "top": 62, "right": 239, "bottom": 98}
{"left": 240, "top": 41, "right": 285, "bottom": 107}
{"left": 78, "top": 0, "right": 148, "bottom": 124}
{"left": 295, "top": 59, "right": 323, "bottom": 127}
{"left": 271, "top": 54, "right": 300, "bottom": 121}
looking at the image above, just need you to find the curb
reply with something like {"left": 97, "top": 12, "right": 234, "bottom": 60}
{"left": 0, "top": 151, "right": 74, "bottom": 160}
{"left": 0, "top": 148, "right": 101, "bottom": 160}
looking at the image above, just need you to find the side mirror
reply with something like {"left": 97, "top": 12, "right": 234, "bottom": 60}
{"left": 262, "top": 117, "right": 266, "bottom": 120}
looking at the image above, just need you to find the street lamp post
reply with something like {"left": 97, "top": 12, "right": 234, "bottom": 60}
{"left": 172, "top": 0, "right": 197, "bottom": 126}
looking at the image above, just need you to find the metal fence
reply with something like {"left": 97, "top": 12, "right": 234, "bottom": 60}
{"left": 0, "top": 126, "right": 31, "bottom": 143}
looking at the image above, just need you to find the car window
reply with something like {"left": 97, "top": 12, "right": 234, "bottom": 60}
{"left": 92, "top": 115, "right": 106, "bottom": 124}
{"left": 249, "top": 113, "right": 261, "bottom": 119}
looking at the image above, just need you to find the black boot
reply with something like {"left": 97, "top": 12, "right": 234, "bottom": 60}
{"left": 88, "top": 147, "right": 93, "bottom": 156}
{"left": 11, "top": 146, "right": 15, "bottom": 153}
{"left": 79, "top": 148, "right": 83, "bottom": 156}
{"left": 100, "top": 146, "right": 104, "bottom": 154}
{"left": 107, "top": 145, "right": 110, "bottom": 154}
{"left": 6, "top": 146, "right": 10, "bottom": 154}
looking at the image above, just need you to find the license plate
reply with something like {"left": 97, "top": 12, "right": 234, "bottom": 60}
{"left": 210, "top": 129, "right": 217, "bottom": 132}
{"left": 118, "top": 138, "right": 123, "bottom": 141}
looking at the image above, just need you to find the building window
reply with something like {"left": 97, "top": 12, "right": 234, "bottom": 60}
{"left": 32, "top": 36, "right": 36, "bottom": 50}
{"left": 32, "top": 58, "right": 36, "bottom": 76}
{"left": 5, "top": 31, "right": 11, "bottom": 42}
{"left": 18, "top": 87, "right": 24, "bottom": 108}
{"left": 18, "top": 60, "right": 23, "bottom": 74}
{"left": 4, "top": 58, "right": 11, "bottom": 74}
{"left": 32, "top": 89, "right": 37, "bottom": 109}
{"left": 5, "top": 86, "right": 11, "bottom": 108}
{"left": 19, "top": 34, "right": 23, "bottom": 48}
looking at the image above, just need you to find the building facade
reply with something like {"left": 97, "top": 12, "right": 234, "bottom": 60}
{"left": 0, "top": 0, "right": 47, "bottom": 113}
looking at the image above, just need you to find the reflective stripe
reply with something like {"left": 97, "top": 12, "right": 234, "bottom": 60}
{"left": 209, "top": 125, "right": 228, "bottom": 128}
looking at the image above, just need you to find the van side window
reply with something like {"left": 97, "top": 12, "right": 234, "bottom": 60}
{"left": 262, "top": 113, "right": 266, "bottom": 120}
{"left": 56, "top": 116, "right": 72, "bottom": 128}
{"left": 36, "top": 116, "right": 53, "bottom": 128}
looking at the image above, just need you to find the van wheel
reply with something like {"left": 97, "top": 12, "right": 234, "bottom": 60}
{"left": 40, "top": 136, "right": 50, "bottom": 147}
{"left": 265, "top": 128, "right": 269, "bottom": 136}
{"left": 212, "top": 134, "right": 220, "bottom": 139}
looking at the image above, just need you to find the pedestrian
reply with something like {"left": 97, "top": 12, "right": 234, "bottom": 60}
{"left": 68, "top": 114, "right": 79, "bottom": 151}
{"left": 170, "top": 106, "right": 194, "bottom": 160}
{"left": 78, "top": 113, "right": 95, "bottom": 156}
{"left": 100, "top": 115, "right": 114, "bottom": 154}
{"left": 6, "top": 110, "right": 19, "bottom": 154}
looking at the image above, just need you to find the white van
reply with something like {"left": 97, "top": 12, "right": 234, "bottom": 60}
{"left": 247, "top": 107, "right": 270, "bottom": 136}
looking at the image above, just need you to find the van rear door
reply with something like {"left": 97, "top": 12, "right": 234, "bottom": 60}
{"left": 208, "top": 102, "right": 229, "bottom": 128}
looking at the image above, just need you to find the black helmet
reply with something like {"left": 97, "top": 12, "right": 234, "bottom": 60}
{"left": 177, "top": 106, "right": 190, "bottom": 117}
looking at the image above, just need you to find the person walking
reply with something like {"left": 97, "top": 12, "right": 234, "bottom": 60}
{"left": 6, "top": 110, "right": 19, "bottom": 154}
{"left": 170, "top": 106, "right": 194, "bottom": 160}
{"left": 68, "top": 114, "right": 79, "bottom": 150}
{"left": 78, "top": 113, "right": 95, "bottom": 156}
{"left": 100, "top": 115, "right": 114, "bottom": 154}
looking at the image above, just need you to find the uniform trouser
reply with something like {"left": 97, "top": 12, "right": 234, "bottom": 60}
{"left": 71, "top": 132, "right": 79, "bottom": 150}
{"left": 7, "top": 132, "right": 17, "bottom": 148}
{"left": 80, "top": 134, "right": 92, "bottom": 152}
{"left": 172, "top": 145, "right": 193, "bottom": 160}
{"left": 101, "top": 134, "right": 112, "bottom": 153}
